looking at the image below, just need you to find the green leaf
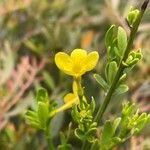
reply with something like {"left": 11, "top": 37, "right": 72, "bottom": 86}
{"left": 86, "top": 127, "right": 97, "bottom": 136}
{"left": 127, "top": 9, "right": 140, "bottom": 27}
{"left": 135, "top": 114, "right": 150, "bottom": 133}
{"left": 94, "top": 74, "right": 109, "bottom": 91}
{"left": 25, "top": 115, "right": 40, "bottom": 125}
{"left": 122, "top": 102, "right": 135, "bottom": 116}
{"left": 25, "top": 111, "right": 42, "bottom": 129}
{"left": 110, "top": 137, "right": 121, "bottom": 148}
{"left": 90, "top": 122, "right": 97, "bottom": 128}
{"left": 107, "top": 61, "right": 118, "bottom": 84}
{"left": 117, "top": 27, "right": 127, "bottom": 56}
{"left": 25, "top": 111, "right": 39, "bottom": 123}
{"left": 137, "top": 113, "right": 147, "bottom": 122}
{"left": 105, "top": 25, "right": 118, "bottom": 61}
{"left": 90, "top": 97, "right": 96, "bottom": 113}
{"left": 108, "top": 46, "right": 117, "bottom": 61}
{"left": 26, "top": 120, "right": 42, "bottom": 129}
{"left": 101, "top": 121, "right": 113, "bottom": 145}
{"left": 114, "top": 84, "right": 128, "bottom": 95}
{"left": 128, "top": 58, "right": 139, "bottom": 66}
{"left": 60, "top": 132, "right": 67, "bottom": 144}
{"left": 37, "top": 102, "right": 49, "bottom": 129}
{"left": 112, "top": 118, "right": 121, "bottom": 134}
{"left": 87, "top": 136, "right": 95, "bottom": 143}
{"left": 25, "top": 110, "right": 38, "bottom": 119}
{"left": 119, "top": 73, "right": 127, "bottom": 83}
{"left": 105, "top": 25, "right": 115, "bottom": 49}
{"left": 75, "top": 128, "right": 85, "bottom": 140}
{"left": 135, "top": 118, "right": 147, "bottom": 133}
{"left": 71, "top": 105, "right": 80, "bottom": 122}
{"left": 36, "top": 88, "right": 49, "bottom": 103}
{"left": 114, "top": 46, "right": 121, "bottom": 58}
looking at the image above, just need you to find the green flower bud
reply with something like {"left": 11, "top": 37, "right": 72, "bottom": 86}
{"left": 123, "top": 50, "right": 142, "bottom": 67}
{"left": 127, "top": 8, "right": 140, "bottom": 27}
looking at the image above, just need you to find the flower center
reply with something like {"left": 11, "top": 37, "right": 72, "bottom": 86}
{"left": 72, "top": 64, "right": 82, "bottom": 73}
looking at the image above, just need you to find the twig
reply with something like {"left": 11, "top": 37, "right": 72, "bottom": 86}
{"left": 94, "top": 0, "right": 150, "bottom": 124}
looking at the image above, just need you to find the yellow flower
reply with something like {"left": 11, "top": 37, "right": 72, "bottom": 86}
{"left": 56, "top": 94, "right": 78, "bottom": 112}
{"left": 56, "top": 81, "right": 79, "bottom": 112}
{"left": 55, "top": 49, "right": 99, "bottom": 78}
{"left": 63, "top": 93, "right": 78, "bottom": 109}
{"left": 64, "top": 81, "right": 78, "bottom": 104}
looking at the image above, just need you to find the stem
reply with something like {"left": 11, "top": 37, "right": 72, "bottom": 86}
{"left": 75, "top": 77, "right": 84, "bottom": 101}
{"left": 94, "top": 0, "right": 149, "bottom": 123}
{"left": 45, "top": 124, "right": 55, "bottom": 150}
{"left": 89, "top": 142, "right": 96, "bottom": 150}
{"left": 81, "top": 140, "right": 86, "bottom": 150}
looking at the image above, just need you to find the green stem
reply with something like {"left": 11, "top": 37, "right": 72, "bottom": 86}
{"left": 45, "top": 124, "right": 55, "bottom": 150}
{"left": 89, "top": 142, "right": 96, "bottom": 150}
{"left": 94, "top": 0, "right": 149, "bottom": 123}
{"left": 81, "top": 140, "right": 86, "bottom": 150}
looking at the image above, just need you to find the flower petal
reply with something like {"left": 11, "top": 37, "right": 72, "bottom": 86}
{"left": 56, "top": 93, "right": 78, "bottom": 112}
{"left": 63, "top": 93, "right": 78, "bottom": 109}
{"left": 64, "top": 93, "right": 77, "bottom": 103}
{"left": 55, "top": 52, "right": 73, "bottom": 75}
{"left": 70, "top": 49, "right": 87, "bottom": 76}
{"left": 85, "top": 51, "right": 99, "bottom": 71}
{"left": 71, "top": 49, "right": 87, "bottom": 64}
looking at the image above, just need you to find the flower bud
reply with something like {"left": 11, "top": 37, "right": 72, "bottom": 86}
{"left": 127, "top": 8, "right": 140, "bottom": 27}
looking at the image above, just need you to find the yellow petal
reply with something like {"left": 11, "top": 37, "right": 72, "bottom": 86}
{"left": 76, "top": 68, "right": 86, "bottom": 77}
{"left": 70, "top": 49, "right": 87, "bottom": 76}
{"left": 64, "top": 93, "right": 77, "bottom": 103}
{"left": 56, "top": 91, "right": 79, "bottom": 113}
{"left": 55, "top": 52, "right": 73, "bottom": 75}
{"left": 71, "top": 49, "right": 87, "bottom": 64}
{"left": 59, "top": 93, "right": 79, "bottom": 110}
{"left": 85, "top": 51, "right": 99, "bottom": 71}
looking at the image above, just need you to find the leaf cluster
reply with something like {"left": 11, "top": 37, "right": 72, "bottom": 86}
{"left": 25, "top": 88, "right": 56, "bottom": 130}
{"left": 99, "top": 102, "right": 150, "bottom": 150}
{"left": 72, "top": 97, "right": 97, "bottom": 142}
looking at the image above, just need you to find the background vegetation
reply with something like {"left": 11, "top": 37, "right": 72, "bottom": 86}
{"left": 0, "top": 0, "right": 150, "bottom": 149}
